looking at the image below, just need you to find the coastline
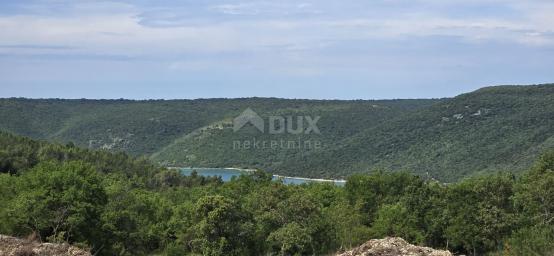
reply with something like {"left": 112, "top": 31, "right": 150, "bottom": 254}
{"left": 172, "top": 166, "right": 346, "bottom": 184}
{"left": 272, "top": 174, "right": 346, "bottom": 184}
{"left": 222, "top": 167, "right": 258, "bottom": 173}
{"left": 167, "top": 166, "right": 256, "bottom": 173}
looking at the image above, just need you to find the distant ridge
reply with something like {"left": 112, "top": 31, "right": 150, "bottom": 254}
{"left": 0, "top": 84, "right": 552, "bottom": 181}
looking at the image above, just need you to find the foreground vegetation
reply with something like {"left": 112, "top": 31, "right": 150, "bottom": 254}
{"left": 1, "top": 84, "right": 552, "bottom": 181}
{"left": 1, "top": 132, "right": 553, "bottom": 255}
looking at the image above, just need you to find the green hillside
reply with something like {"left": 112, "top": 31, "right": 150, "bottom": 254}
{"left": 0, "top": 84, "right": 552, "bottom": 181}
{"left": 1, "top": 131, "right": 554, "bottom": 255}
{"left": 150, "top": 84, "right": 554, "bottom": 181}
{"left": 279, "top": 84, "right": 554, "bottom": 181}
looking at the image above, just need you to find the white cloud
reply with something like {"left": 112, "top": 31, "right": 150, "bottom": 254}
{"left": 209, "top": 2, "right": 321, "bottom": 16}
{"left": 0, "top": 0, "right": 553, "bottom": 74}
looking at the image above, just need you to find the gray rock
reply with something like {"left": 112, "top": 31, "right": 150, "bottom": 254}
{"left": 337, "top": 237, "right": 452, "bottom": 256}
{"left": 0, "top": 235, "right": 91, "bottom": 256}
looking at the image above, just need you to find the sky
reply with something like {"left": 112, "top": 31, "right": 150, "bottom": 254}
{"left": 0, "top": 0, "right": 553, "bottom": 99}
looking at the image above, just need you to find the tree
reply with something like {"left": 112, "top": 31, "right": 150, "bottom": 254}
{"left": 4, "top": 161, "right": 107, "bottom": 249}
{"left": 370, "top": 203, "right": 424, "bottom": 244}
{"left": 188, "top": 195, "right": 255, "bottom": 255}
{"left": 504, "top": 225, "right": 554, "bottom": 256}
{"left": 345, "top": 172, "right": 421, "bottom": 224}
{"left": 0, "top": 173, "right": 16, "bottom": 233}
{"left": 101, "top": 177, "right": 173, "bottom": 255}
{"left": 445, "top": 174, "right": 515, "bottom": 255}
{"left": 508, "top": 151, "right": 554, "bottom": 255}
{"left": 267, "top": 222, "right": 313, "bottom": 255}
{"left": 324, "top": 200, "right": 371, "bottom": 250}
{"left": 513, "top": 150, "right": 554, "bottom": 226}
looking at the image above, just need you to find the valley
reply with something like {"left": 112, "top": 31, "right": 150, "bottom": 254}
{"left": 1, "top": 84, "right": 552, "bottom": 181}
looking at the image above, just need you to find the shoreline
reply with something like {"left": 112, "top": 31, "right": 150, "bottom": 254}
{"left": 172, "top": 167, "right": 346, "bottom": 184}
{"left": 272, "top": 174, "right": 346, "bottom": 184}
{"left": 170, "top": 167, "right": 257, "bottom": 173}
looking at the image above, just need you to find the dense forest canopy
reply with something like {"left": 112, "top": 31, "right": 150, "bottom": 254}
{"left": 0, "top": 131, "right": 553, "bottom": 255}
{"left": 1, "top": 84, "right": 552, "bottom": 181}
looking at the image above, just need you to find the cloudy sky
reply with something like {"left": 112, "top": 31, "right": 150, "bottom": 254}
{"left": 1, "top": 0, "right": 553, "bottom": 99}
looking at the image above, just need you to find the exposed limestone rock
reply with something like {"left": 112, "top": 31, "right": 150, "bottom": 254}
{"left": 0, "top": 235, "right": 90, "bottom": 256}
{"left": 337, "top": 237, "right": 452, "bottom": 256}
{"left": 452, "top": 114, "right": 463, "bottom": 120}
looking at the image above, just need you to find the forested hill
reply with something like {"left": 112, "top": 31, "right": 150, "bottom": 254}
{"left": 0, "top": 97, "right": 436, "bottom": 155}
{"left": 0, "top": 84, "right": 552, "bottom": 181}
{"left": 1, "top": 129, "right": 554, "bottom": 255}
{"left": 278, "top": 84, "right": 554, "bottom": 181}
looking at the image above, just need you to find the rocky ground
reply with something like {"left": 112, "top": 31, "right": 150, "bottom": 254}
{"left": 0, "top": 235, "right": 90, "bottom": 256}
{"left": 337, "top": 237, "right": 453, "bottom": 256}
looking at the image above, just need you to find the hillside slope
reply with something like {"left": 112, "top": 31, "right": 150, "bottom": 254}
{"left": 0, "top": 84, "right": 552, "bottom": 181}
{"left": 278, "top": 84, "right": 554, "bottom": 181}
{"left": 0, "top": 97, "right": 433, "bottom": 168}
{"left": 150, "top": 99, "right": 434, "bottom": 169}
